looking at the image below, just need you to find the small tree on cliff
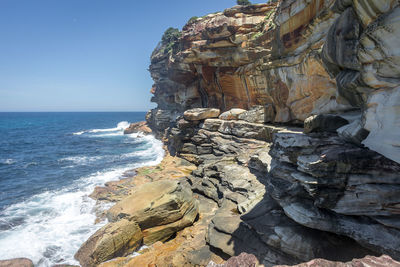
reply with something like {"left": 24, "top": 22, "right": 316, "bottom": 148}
{"left": 162, "top": 27, "right": 180, "bottom": 45}
{"left": 161, "top": 27, "right": 181, "bottom": 54}
{"left": 237, "top": 0, "right": 251, "bottom": 5}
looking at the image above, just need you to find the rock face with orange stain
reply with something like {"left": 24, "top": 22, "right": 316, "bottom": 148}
{"left": 148, "top": 0, "right": 350, "bottom": 128}
{"left": 148, "top": 0, "right": 400, "bottom": 164}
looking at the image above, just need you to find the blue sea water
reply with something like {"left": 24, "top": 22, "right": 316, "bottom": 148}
{"left": 0, "top": 112, "right": 164, "bottom": 266}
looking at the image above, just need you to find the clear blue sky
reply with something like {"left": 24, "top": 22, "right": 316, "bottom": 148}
{"left": 0, "top": 0, "right": 266, "bottom": 112}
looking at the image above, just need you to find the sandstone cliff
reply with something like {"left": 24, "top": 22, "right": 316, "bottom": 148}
{"left": 141, "top": 0, "right": 400, "bottom": 266}
{"left": 147, "top": 0, "right": 400, "bottom": 164}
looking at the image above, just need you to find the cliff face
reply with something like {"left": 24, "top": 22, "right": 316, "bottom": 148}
{"left": 145, "top": 0, "right": 400, "bottom": 266}
{"left": 148, "top": 0, "right": 400, "bottom": 164}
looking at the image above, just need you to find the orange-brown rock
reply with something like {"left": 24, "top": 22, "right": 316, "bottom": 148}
{"left": 123, "top": 121, "right": 152, "bottom": 135}
{"left": 100, "top": 196, "right": 224, "bottom": 267}
{"left": 90, "top": 154, "right": 196, "bottom": 202}
{"left": 74, "top": 219, "right": 143, "bottom": 267}
{"left": 148, "top": 0, "right": 351, "bottom": 128}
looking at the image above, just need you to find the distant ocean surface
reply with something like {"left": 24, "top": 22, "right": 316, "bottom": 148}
{"left": 0, "top": 112, "right": 164, "bottom": 266}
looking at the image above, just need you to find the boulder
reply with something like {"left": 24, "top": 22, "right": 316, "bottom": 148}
{"left": 218, "top": 108, "right": 246, "bottom": 120}
{"left": 142, "top": 199, "right": 198, "bottom": 245}
{"left": 107, "top": 180, "right": 197, "bottom": 228}
{"left": 0, "top": 258, "right": 34, "bottom": 267}
{"left": 237, "top": 105, "right": 265, "bottom": 124}
{"left": 74, "top": 219, "right": 143, "bottom": 267}
{"left": 303, "top": 114, "right": 349, "bottom": 134}
{"left": 123, "top": 121, "right": 152, "bottom": 135}
{"left": 184, "top": 108, "right": 221, "bottom": 121}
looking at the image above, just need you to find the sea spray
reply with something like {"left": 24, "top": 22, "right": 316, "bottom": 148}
{"left": 0, "top": 113, "right": 163, "bottom": 266}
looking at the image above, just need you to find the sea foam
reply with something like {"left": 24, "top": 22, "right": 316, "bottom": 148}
{"left": 0, "top": 131, "right": 163, "bottom": 266}
{"left": 72, "top": 121, "right": 130, "bottom": 136}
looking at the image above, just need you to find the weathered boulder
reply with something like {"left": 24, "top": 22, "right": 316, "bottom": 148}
{"left": 142, "top": 198, "right": 198, "bottom": 245}
{"left": 74, "top": 219, "right": 143, "bottom": 267}
{"left": 184, "top": 108, "right": 221, "bottom": 121}
{"left": 107, "top": 180, "right": 198, "bottom": 243}
{"left": 123, "top": 121, "right": 152, "bottom": 135}
{"left": 219, "top": 108, "right": 247, "bottom": 120}
{"left": 100, "top": 196, "right": 223, "bottom": 267}
{"left": 0, "top": 258, "right": 34, "bottom": 267}
{"left": 237, "top": 105, "right": 266, "bottom": 124}
{"left": 303, "top": 114, "right": 349, "bottom": 134}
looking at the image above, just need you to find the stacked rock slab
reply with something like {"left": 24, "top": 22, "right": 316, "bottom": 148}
{"left": 158, "top": 108, "right": 376, "bottom": 266}
{"left": 75, "top": 180, "right": 198, "bottom": 267}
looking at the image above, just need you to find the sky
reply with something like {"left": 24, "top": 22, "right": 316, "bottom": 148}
{"left": 0, "top": 0, "right": 267, "bottom": 112}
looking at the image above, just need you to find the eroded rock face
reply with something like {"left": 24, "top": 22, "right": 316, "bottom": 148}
{"left": 123, "top": 121, "right": 152, "bottom": 135}
{"left": 321, "top": 0, "right": 400, "bottom": 163}
{"left": 148, "top": 0, "right": 400, "bottom": 163}
{"left": 107, "top": 180, "right": 198, "bottom": 244}
{"left": 268, "top": 131, "right": 400, "bottom": 258}
{"left": 149, "top": 0, "right": 350, "bottom": 127}
{"left": 164, "top": 114, "right": 375, "bottom": 266}
{"left": 77, "top": 180, "right": 198, "bottom": 267}
{"left": 75, "top": 220, "right": 143, "bottom": 267}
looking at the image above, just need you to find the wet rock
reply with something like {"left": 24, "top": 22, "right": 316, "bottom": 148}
{"left": 123, "top": 121, "right": 152, "bottom": 135}
{"left": 0, "top": 258, "right": 34, "bottom": 267}
{"left": 184, "top": 108, "right": 221, "bottom": 121}
{"left": 74, "top": 219, "right": 143, "bottom": 267}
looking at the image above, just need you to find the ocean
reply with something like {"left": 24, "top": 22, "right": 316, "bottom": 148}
{"left": 0, "top": 112, "right": 164, "bottom": 266}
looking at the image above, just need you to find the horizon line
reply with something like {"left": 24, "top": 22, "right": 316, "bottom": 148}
{"left": 0, "top": 110, "right": 149, "bottom": 113}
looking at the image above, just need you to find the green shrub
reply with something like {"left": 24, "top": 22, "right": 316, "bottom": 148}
{"left": 161, "top": 27, "right": 181, "bottom": 54}
{"left": 161, "top": 27, "right": 180, "bottom": 45}
{"left": 188, "top": 16, "right": 199, "bottom": 24}
{"left": 237, "top": 0, "right": 251, "bottom": 5}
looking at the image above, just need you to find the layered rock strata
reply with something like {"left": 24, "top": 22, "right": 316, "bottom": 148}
{"left": 75, "top": 180, "right": 199, "bottom": 267}
{"left": 148, "top": 0, "right": 400, "bottom": 163}
{"left": 159, "top": 109, "right": 397, "bottom": 266}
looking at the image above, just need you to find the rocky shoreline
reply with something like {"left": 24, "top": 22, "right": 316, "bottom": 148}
{"left": 75, "top": 106, "right": 400, "bottom": 267}
{"left": 3, "top": 0, "right": 400, "bottom": 266}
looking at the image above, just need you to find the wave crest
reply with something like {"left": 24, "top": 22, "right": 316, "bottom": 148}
{"left": 72, "top": 121, "right": 130, "bottom": 136}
